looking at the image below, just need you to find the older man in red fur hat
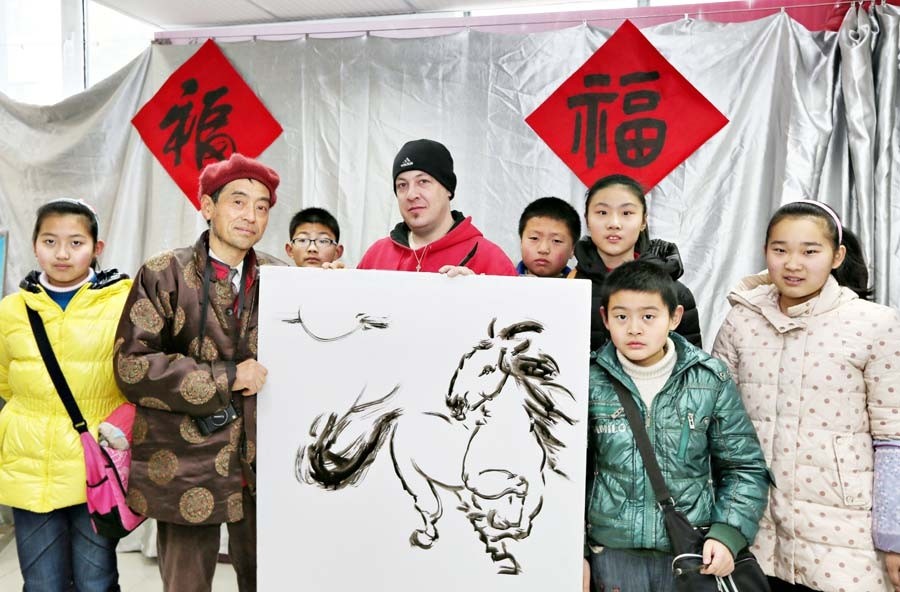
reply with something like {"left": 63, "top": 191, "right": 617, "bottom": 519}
{"left": 114, "top": 153, "right": 282, "bottom": 592}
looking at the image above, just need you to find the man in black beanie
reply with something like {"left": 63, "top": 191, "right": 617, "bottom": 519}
{"left": 357, "top": 138, "right": 515, "bottom": 275}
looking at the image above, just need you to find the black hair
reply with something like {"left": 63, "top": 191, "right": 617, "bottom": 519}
{"left": 584, "top": 174, "right": 651, "bottom": 253}
{"left": 765, "top": 201, "right": 872, "bottom": 300}
{"left": 584, "top": 175, "right": 647, "bottom": 215}
{"left": 32, "top": 199, "right": 100, "bottom": 269}
{"left": 208, "top": 179, "right": 266, "bottom": 204}
{"left": 289, "top": 207, "right": 341, "bottom": 243}
{"left": 517, "top": 197, "right": 581, "bottom": 243}
{"left": 202, "top": 188, "right": 224, "bottom": 228}
{"left": 599, "top": 259, "right": 679, "bottom": 315}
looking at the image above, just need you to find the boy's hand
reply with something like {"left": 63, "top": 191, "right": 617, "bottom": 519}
{"left": 700, "top": 539, "right": 734, "bottom": 577}
{"left": 438, "top": 265, "right": 474, "bottom": 277}
{"left": 321, "top": 261, "right": 346, "bottom": 270}
{"left": 583, "top": 558, "right": 591, "bottom": 592}
{"left": 233, "top": 359, "right": 268, "bottom": 396}
{"left": 885, "top": 551, "right": 900, "bottom": 591}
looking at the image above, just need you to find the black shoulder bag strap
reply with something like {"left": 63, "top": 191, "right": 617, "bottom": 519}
{"left": 611, "top": 379, "right": 672, "bottom": 505}
{"left": 611, "top": 378, "right": 703, "bottom": 556}
{"left": 26, "top": 305, "right": 88, "bottom": 435}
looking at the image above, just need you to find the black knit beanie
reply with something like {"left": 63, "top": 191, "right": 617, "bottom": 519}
{"left": 392, "top": 139, "right": 457, "bottom": 199}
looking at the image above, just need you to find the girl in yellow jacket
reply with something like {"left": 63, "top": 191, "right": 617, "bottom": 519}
{"left": 0, "top": 198, "right": 131, "bottom": 591}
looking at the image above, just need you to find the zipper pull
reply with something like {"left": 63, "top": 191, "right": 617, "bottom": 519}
{"left": 612, "top": 407, "right": 624, "bottom": 419}
{"left": 688, "top": 412, "right": 695, "bottom": 429}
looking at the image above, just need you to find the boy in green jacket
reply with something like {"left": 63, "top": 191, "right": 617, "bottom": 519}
{"left": 583, "top": 260, "right": 769, "bottom": 592}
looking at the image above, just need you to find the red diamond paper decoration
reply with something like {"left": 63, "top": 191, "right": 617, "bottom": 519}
{"left": 526, "top": 20, "right": 728, "bottom": 191}
{"left": 132, "top": 39, "right": 283, "bottom": 209}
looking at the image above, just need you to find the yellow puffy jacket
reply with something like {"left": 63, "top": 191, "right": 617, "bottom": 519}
{"left": 0, "top": 270, "right": 131, "bottom": 512}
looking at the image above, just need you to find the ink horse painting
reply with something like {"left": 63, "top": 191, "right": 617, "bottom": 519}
{"left": 297, "top": 317, "right": 574, "bottom": 575}
{"left": 257, "top": 268, "right": 590, "bottom": 592}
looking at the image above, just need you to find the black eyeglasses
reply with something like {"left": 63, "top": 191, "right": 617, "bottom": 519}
{"left": 291, "top": 237, "right": 337, "bottom": 249}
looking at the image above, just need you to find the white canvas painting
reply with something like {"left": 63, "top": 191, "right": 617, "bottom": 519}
{"left": 258, "top": 267, "right": 591, "bottom": 591}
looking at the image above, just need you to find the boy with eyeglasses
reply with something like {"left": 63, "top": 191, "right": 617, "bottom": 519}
{"left": 285, "top": 207, "right": 344, "bottom": 268}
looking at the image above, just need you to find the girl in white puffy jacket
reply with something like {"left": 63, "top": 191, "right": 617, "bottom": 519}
{"left": 712, "top": 200, "right": 900, "bottom": 592}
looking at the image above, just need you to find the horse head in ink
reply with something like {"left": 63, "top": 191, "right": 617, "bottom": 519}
{"left": 446, "top": 319, "right": 575, "bottom": 475}
{"left": 445, "top": 319, "right": 538, "bottom": 424}
{"left": 295, "top": 317, "right": 576, "bottom": 575}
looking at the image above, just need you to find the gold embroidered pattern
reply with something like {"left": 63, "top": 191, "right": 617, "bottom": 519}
{"left": 145, "top": 251, "right": 174, "bottom": 272}
{"left": 158, "top": 291, "right": 173, "bottom": 319}
{"left": 228, "top": 419, "right": 243, "bottom": 447}
{"left": 117, "top": 354, "right": 149, "bottom": 384}
{"left": 148, "top": 449, "right": 179, "bottom": 485}
{"left": 133, "top": 414, "right": 148, "bottom": 445}
{"left": 179, "top": 416, "right": 207, "bottom": 444}
{"left": 130, "top": 298, "right": 164, "bottom": 334}
{"left": 215, "top": 280, "right": 235, "bottom": 305}
{"left": 127, "top": 488, "right": 148, "bottom": 515}
{"left": 183, "top": 260, "right": 201, "bottom": 290}
{"left": 180, "top": 371, "right": 216, "bottom": 405}
{"left": 179, "top": 487, "right": 215, "bottom": 524}
{"left": 138, "top": 397, "right": 171, "bottom": 411}
{"left": 189, "top": 337, "right": 220, "bottom": 362}
{"left": 173, "top": 307, "right": 186, "bottom": 335}
{"left": 248, "top": 326, "right": 258, "bottom": 356}
{"left": 226, "top": 492, "right": 243, "bottom": 522}
{"left": 215, "top": 369, "right": 229, "bottom": 394}
{"left": 215, "top": 445, "right": 235, "bottom": 477}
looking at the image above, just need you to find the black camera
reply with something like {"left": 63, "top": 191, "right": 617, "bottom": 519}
{"left": 195, "top": 403, "right": 239, "bottom": 436}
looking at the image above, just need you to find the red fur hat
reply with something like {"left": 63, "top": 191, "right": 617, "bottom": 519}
{"left": 198, "top": 153, "right": 280, "bottom": 206}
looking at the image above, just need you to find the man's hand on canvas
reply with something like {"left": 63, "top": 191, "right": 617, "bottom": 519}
{"left": 233, "top": 359, "right": 268, "bottom": 396}
{"left": 438, "top": 265, "right": 474, "bottom": 277}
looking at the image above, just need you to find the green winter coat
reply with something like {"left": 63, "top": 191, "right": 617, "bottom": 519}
{"left": 585, "top": 332, "right": 770, "bottom": 558}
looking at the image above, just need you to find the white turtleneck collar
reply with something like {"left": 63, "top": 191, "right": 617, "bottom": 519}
{"left": 617, "top": 337, "right": 677, "bottom": 409}
{"left": 39, "top": 268, "right": 96, "bottom": 293}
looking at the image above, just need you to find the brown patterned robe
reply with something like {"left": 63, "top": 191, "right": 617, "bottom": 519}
{"left": 114, "top": 231, "right": 282, "bottom": 526}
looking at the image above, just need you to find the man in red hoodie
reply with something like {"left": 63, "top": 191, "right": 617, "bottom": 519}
{"left": 357, "top": 139, "right": 516, "bottom": 276}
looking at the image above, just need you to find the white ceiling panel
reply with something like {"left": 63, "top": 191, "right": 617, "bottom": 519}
{"left": 95, "top": 0, "right": 278, "bottom": 28}
{"left": 254, "top": 0, "right": 420, "bottom": 20}
{"left": 96, "top": 0, "right": 628, "bottom": 29}
{"left": 408, "top": 0, "right": 600, "bottom": 11}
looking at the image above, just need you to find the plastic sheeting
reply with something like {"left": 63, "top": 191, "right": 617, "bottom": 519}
{"left": 0, "top": 7, "right": 897, "bottom": 343}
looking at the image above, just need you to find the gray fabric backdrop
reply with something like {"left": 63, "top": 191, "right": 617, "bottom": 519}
{"left": 0, "top": 6, "right": 897, "bottom": 344}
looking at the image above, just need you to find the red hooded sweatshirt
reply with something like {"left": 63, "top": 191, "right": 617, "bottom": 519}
{"left": 357, "top": 211, "right": 516, "bottom": 276}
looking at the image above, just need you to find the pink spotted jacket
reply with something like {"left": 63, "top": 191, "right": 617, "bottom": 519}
{"left": 713, "top": 272, "right": 900, "bottom": 592}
